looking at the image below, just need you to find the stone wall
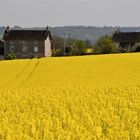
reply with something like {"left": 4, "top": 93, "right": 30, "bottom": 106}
{"left": 4, "top": 40, "right": 45, "bottom": 59}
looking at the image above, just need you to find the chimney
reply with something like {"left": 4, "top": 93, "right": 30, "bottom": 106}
{"left": 6, "top": 26, "right": 10, "bottom": 33}
{"left": 46, "top": 26, "right": 49, "bottom": 31}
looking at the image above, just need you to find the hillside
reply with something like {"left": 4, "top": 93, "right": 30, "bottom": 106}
{"left": 0, "top": 54, "right": 140, "bottom": 139}
{"left": 1, "top": 26, "right": 140, "bottom": 44}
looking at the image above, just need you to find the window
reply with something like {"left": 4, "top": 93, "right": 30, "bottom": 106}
{"left": 34, "top": 46, "right": 38, "bottom": 53}
{"left": 10, "top": 41, "right": 14, "bottom": 45}
{"left": 22, "top": 41, "right": 26, "bottom": 45}
{"left": 10, "top": 46, "right": 15, "bottom": 53}
{"left": 23, "top": 46, "right": 27, "bottom": 53}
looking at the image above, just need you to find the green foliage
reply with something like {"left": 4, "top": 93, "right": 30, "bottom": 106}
{"left": 52, "top": 35, "right": 118, "bottom": 56}
{"left": 70, "top": 40, "right": 87, "bottom": 56}
{"left": 52, "top": 49, "right": 64, "bottom": 57}
{"left": 52, "top": 37, "right": 87, "bottom": 56}
{"left": 52, "top": 35, "right": 64, "bottom": 49}
{"left": 93, "top": 35, "right": 118, "bottom": 54}
{"left": 86, "top": 48, "right": 94, "bottom": 54}
{"left": 7, "top": 53, "right": 17, "bottom": 60}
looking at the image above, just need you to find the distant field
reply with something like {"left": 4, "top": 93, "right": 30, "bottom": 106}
{"left": 0, "top": 53, "right": 140, "bottom": 139}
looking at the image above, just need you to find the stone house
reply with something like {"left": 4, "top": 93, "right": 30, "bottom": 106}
{"left": 3, "top": 27, "right": 52, "bottom": 59}
{"left": 113, "top": 31, "right": 140, "bottom": 52}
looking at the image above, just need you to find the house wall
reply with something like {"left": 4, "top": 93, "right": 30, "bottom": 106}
{"left": 134, "top": 42, "right": 140, "bottom": 47}
{"left": 0, "top": 41, "right": 4, "bottom": 56}
{"left": 116, "top": 41, "right": 140, "bottom": 52}
{"left": 131, "top": 42, "right": 140, "bottom": 51}
{"left": 0, "top": 55, "right": 4, "bottom": 60}
{"left": 45, "top": 36, "right": 52, "bottom": 57}
{"left": 4, "top": 40, "right": 45, "bottom": 59}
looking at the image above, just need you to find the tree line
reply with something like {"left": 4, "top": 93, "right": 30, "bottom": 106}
{"left": 52, "top": 35, "right": 118, "bottom": 57}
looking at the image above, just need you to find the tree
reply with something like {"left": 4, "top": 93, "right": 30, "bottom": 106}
{"left": 70, "top": 40, "right": 86, "bottom": 56}
{"left": 93, "top": 35, "right": 118, "bottom": 54}
{"left": 52, "top": 36, "right": 87, "bottom": 56}
{"left": 85, "top": 39, "right": 92, "bottom": 48}
{"left": 52, "top": 35, "right": 64, "bottom": 49}
{"left": 51, "top": 35, "right": 65, "bottom": 56}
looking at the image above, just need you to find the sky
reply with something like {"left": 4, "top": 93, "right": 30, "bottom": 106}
{"left": 0, "top": 0, "right": 140, "bottom": 27}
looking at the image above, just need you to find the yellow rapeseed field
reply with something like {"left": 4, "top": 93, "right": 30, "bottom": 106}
{"left": 1, "top": 53, "right": 140, "bottom": 139}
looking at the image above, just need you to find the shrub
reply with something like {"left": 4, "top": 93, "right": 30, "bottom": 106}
{"left": 7, "top": 53, "right": 17, "bottom": 60}
{"left": 52, "top": 49, "right": 64, "bottom": 57}
{"left": 93, "top": 35, "right": 118, "bottom": 54}
{"left": 70, "top": 40, "right": 87, "bottom": 56}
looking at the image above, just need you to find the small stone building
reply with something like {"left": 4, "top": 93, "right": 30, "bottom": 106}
{"left": 113, "top": 31, "right": 140, "bottom": 52}
{"left": 3, "top": 27, "right": 52, "bottom": 59}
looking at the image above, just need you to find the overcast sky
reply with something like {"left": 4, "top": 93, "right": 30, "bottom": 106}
{"left": 0, "top": 0, "right": 139, "bottom": 27}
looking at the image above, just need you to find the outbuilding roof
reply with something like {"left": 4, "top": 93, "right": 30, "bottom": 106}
{"left": 113, "top": 31, "right": 140, "bottom": 42}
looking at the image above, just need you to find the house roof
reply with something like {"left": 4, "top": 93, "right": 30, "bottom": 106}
{"left": 113, "top": 32, "right": 140, "bottom": 42}
{"left": 3, "top": 29, "right": 52, "bottom": 41}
